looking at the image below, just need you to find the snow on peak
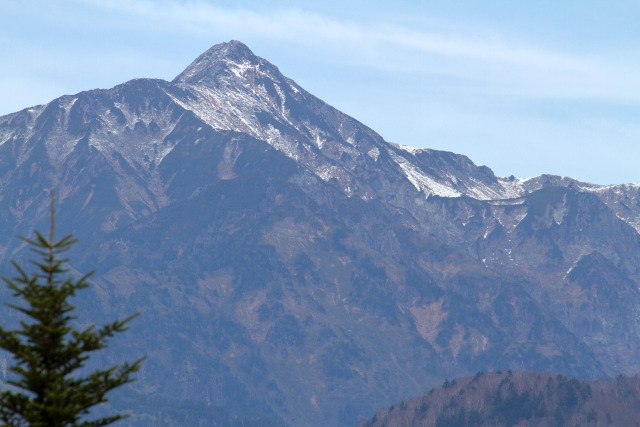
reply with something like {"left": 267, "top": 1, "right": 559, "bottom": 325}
{"left": 172, "top": 40, "right": 260, "bottom": 86}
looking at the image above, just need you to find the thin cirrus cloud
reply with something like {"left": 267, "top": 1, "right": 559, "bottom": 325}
{"left": 88, "top": 0, "right": 578, "bottom": 67}
{"left": 78, "top": 0, "right": 637, "bottom": 104}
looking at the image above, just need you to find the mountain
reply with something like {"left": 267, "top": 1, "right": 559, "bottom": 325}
{"left": 1, "top": 40, "right": 640, "bottom": 426}
{"left": 358, "top": 371, "right": 640, "bottom": 427}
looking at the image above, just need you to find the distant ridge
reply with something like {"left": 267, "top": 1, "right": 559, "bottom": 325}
{"left": 359, "top": 371, "right": 640, "bottom": 427}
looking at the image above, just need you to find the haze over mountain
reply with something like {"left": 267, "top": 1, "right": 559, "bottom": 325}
{"left": 1, "top": 41, "right": 640, "bottom": 426}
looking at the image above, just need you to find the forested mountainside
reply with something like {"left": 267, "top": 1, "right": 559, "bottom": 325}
{"left": 359, "top": 371, "right": 640, "bottom": 427}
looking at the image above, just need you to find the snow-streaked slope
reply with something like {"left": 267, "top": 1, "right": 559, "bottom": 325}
{"left": 168, "top": 42, "right": 640, "bottom": 235}
{"left": 2, "top": 40, "right": 639, "bottom": 233}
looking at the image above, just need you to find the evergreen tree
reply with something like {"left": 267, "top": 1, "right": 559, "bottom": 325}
{"left": 0, "top": 195, "right": 144, "bottom": 426}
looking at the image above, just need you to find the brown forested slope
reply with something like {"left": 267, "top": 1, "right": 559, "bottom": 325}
{"left": 359, "top": 371, "right": 640, "bottom": 427}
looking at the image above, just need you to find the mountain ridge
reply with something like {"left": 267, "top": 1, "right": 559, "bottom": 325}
{"left": 1, "top": 41, "right": 640, "bottom": 426}
{"left": 4, "top": 42, "right": 640, "bottom": 211}
{"left": 358, "top": 371, "right": 640, "bottom": 427}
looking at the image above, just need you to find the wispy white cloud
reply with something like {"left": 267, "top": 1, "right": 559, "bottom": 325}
{"left": 82, "top": 0, "right": 584, "bottom": 67}
{"left": 77, "top": 0, "right": 639, "bottom": 102}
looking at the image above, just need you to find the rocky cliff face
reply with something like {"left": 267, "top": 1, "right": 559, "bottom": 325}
{"left": 1, "top": 41, "right": 640, "bottom": 426}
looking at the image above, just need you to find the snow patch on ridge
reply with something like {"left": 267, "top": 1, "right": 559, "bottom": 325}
{"left": 496, "top": 177, "right": 531, "bottom": 199}
{"left": 316, "top": 164, "right": 341, "bottom": 182}
{"left": 42, "top": 97, "right": 82, "bottom": 163}
{"left": 395, "top": 144, "right": 427, "bottom": 155}
{"left": 0, "top": 106, "right": 45, "bottom": 149}
{"left": 393, "top": 143, "right": 591, "bottom": 202}
{"left": 387, "top": 147, "right": 462, "bottom": 198}
{"left": 87, "top": 101, "right": 180, "bottom": 168}
{"left": 229, "top": 60, "right": 258, "bottom": 79}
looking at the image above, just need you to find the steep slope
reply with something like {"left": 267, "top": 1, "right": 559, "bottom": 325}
{"left": 1, "top": 41, "right": 640, "bottom": 426}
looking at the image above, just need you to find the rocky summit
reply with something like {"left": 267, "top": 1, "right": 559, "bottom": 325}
{"left": 1, "top": 41, "right": 640, "bottom": 426}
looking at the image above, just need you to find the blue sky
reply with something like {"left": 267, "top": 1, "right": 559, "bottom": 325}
{"left": 1, "top": 1, "right": 639, "bottom": 184}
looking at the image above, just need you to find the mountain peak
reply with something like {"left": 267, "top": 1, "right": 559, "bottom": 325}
{"left": 204, "top": 40, "right": 255, "bottom": 62}
{"left": 172, "top": 40, "right": 264, "bottom": 86}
